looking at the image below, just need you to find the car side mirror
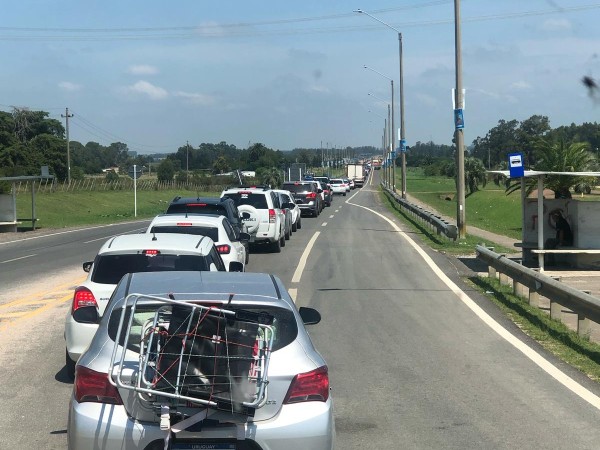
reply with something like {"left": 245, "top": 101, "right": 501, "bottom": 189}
{"left": 299, "top": 307, "right": 321, "bottom": 325}
{"left": 83, "top": 261, "right": 93, "bottom": 273}
{"left": 229, "top": 261, "right": 244, "bottom": 272}
{"left": 72, "top": 306, "right": 100, "bottom": 324}
{"left": 238, "top": 232, "right": 251, "bottom": 242}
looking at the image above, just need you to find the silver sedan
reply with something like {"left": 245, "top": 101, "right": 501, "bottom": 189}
{"left": 68, "top": 271, "right": 334, "bottom": 450}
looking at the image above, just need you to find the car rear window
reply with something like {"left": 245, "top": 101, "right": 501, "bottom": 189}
{"left": 166, "top": 203, "right": 227, "bottom": 216}
{"left": 92, "top": 254, "right": 210, "bottom": 284}
{"left": 283, "top": 183, "right": 312, "bottom": 194}
{"left": 149, "top": 225, "right": 219, "bottom": 242}
{"left": 222, "top": 193, "right": 268, "bottom": 209}
{"left": 108, "top": 304, "right": 298, "bottom": 354}
{"left": 330, "top": 179, "right": 342, "bottom": 184}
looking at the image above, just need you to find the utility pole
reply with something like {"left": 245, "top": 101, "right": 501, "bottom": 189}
{"left": 399, "top": 33, "right": 407, "bottom": 198}
{"left": 186, "top": 140, "right": 190, "bottom": 182}
{"left": 454, "top": 0, "right": 466, "bottom": 238}
{"left": 61, "top": 108, "right": 73, "bottom": 184}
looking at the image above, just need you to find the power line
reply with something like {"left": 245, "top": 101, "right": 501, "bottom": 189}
{"left": 0, "top": 3, "right": 597, "bottom": 41}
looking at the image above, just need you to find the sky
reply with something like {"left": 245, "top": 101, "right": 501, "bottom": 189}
{"left": 1, "top": 0, "right": 599, "bottom": 155}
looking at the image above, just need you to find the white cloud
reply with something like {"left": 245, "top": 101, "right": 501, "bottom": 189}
{"left": 306, "top": 85, "right": 330, "bottom": 94}
{"left": 127, "top": 65, "right": 159, "bottom": 75}
{"left": 540, "top": 18, "right": 572, "bottom": 32}
{"left": 58, "top": 81, "right": 82, "bottom": 92}
{"left": 172, "top": 91, "right": 215, "bottom": 105}
{"left": 510, "top": 80, "right": 532, "bottom": 90}
{"left": 124, "top": 80, "right": 168, "bottom": 100}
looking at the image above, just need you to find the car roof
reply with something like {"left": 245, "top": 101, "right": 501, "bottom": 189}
{"left": 98, "top": 233, "right": 216, "bottom": 255}
{"left": 122, "top": 271, "right": 292, "bottom": 307}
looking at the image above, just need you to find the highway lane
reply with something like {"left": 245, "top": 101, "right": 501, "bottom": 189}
{"left": 0, "top": 221, "right": 151, "bottom": 302}
{"left": 3, "top": 176, "right": 600, "bottom": 448}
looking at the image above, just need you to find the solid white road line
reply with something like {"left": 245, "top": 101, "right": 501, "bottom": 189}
{"left": 347, "top": 194, "right": 600, "bottom": 411}
{"left": 291, "top": 231, "right": 320, "bottom": 283}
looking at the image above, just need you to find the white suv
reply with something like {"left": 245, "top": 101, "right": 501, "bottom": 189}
{"left": 64, "top": 233, "right": 231, "bottom": 379}
{"left": 221, "top": 186, "right": 286, "bottom": 252}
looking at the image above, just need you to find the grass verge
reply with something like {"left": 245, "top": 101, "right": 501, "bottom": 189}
{"left": 14, "top": 188, "right": 221, "bottom": 230}
{"left": 468, "top": 276, "right": 600, "bottom": 381}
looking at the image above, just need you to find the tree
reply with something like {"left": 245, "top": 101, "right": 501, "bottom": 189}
{"left": 212, "top": 155, "right": 230, "bottom": 175}
{"left": 257, "top": 167, "right": 283, "bottom": 188}
{"left": 157, "top": 159, "right": 175, "bottom": 182}
{"left": 464, "top": 157, "right": 487, "bottom": 194}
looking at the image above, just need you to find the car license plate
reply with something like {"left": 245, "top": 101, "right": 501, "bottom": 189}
{"left": 171, "top": 444, "right": 236, "bottom": 449}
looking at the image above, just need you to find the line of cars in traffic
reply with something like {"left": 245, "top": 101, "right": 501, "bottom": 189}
{"left": 64, "top": 182, "right": 335, "bottom": 449}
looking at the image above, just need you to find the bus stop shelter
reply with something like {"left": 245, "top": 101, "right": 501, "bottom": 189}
{"left": 0, "top": 171, "right": 55, "bottom": 232}
{"left": 489, "top": 170, "right": 600, "bottom": 272}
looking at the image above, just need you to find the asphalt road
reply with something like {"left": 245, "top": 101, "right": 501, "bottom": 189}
{"left": 3, "top": 173, "right": 600, "bottom": 449}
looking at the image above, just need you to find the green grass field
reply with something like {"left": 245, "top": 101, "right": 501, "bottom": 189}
{"left": 402, "top": 168, "right": 525, "bottom": 240}
{"left": 15, "top": 188, "right": 221, "bottom": 230}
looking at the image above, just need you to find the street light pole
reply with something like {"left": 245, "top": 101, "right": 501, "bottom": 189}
{"left": 356, "top": 9, "right": 405, "bottom": 195}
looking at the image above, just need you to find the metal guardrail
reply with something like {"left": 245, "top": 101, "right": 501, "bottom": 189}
{"left": 382, "top": 185, "right": 458, "bottom": 240}
{"left": 476, "top": 245, "right": 600, "bottom": 333}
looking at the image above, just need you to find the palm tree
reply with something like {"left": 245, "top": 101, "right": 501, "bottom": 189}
{"left": 506, "top": 139, "right": 596, "bottom": 198}
{"left": 464, "top": 157, "right": 487, "bottom": 195}
{"left": 259, "top": 167, "right": 283, "bottom": 188}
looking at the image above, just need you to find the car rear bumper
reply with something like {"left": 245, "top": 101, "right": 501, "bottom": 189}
{"left": 68, "top": 398, "right": 335, "bottom": 450}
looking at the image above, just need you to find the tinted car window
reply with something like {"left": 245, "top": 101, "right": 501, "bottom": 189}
{"left": 283, "top": 183, "right": 313, "bottom": 194}
{"left": 149, "top": 225, "right": 219, "bottom": 242}
{"left": 167, "top": 203, "right": 227, "bottom": 216}
{"left": 91, "top": 254, "right": 210, "bottom": 284}
{"left": 222, "top": 219, "right": 237, "bottom": 241}
{"left": 222, "top": 193, "right": 268, "bottom": 209}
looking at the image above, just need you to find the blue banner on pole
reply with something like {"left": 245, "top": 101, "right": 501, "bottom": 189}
{"left": 454, "top": 108, "right": 464, "bottom": 130}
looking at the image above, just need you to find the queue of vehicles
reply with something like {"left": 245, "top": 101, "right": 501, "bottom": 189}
{"left": 64, "top": 181, "right": 339, "bottom": 449}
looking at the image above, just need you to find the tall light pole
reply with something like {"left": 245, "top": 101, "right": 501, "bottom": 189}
{"left": 356, "top": 9, "right": 405, "bottom": 197}
{"left": 454, "top": 0, "right": 466, "bottom": 238}
{"left": 364, "top": 65, "right": 394, "bottom": 191}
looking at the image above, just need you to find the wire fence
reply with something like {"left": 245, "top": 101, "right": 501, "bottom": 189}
{"left": 11, "top": 178, "right": 230, "bottom": 195}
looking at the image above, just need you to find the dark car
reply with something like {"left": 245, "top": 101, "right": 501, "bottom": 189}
{"left": 282, "top": 181, "right": 322, "bottom": 217}
{"left": 166, "top": 196, "right": 249, "bottom": 261}
{"left": 313, "top": 177, "right": 333, "bottom": 207}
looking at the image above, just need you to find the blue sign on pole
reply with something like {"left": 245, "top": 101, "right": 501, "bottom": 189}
{"left": 508, "top": 152, "right": 525, "bottom": 178}
{"left": 400, "top": 139, "right": 407, "bottom": 153}
{"left": 454, "top": 108, "right": 464, "bottom": 130}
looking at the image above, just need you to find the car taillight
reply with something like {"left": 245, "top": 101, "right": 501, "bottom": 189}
{"left": 72, "top": 286, "right": 98, "bottom": 313}
{"left": 269, "top": 209, "right": 276, "bottom": 223}
{"left": 306, "top": 192, "right": 317, "bottom": 199}
{"left": 283, "top": 366, "right": 329, "bottom": 404}
{"left": 216, "top": 244, "right": 231, "bottom": 254}
{"left": 74, "top": 366, "right": 123, "bottom": 405}
{"left": 143, "top": 249, "right": 160, "bottom": 256}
